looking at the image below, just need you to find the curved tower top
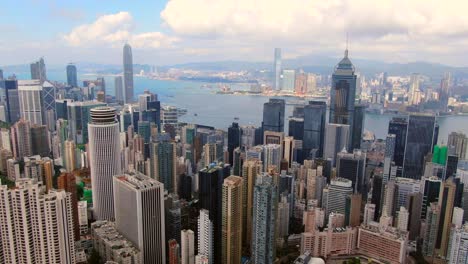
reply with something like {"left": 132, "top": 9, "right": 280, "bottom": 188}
{"left": 90, "top": 106, "right": 117, "bottom": 124}
{"left": 334, "top": 49, "right": 355, "bottom": 74}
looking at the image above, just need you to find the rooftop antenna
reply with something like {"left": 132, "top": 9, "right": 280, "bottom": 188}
{"left": 345, "top": 32, "right": 349, "bottom": 58}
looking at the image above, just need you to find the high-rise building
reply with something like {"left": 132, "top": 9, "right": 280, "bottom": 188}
{"left": 150, "top": 139, "right": 177, "bottom": 193}
{"left": 422, "top": 177, "right": 442, "bottom": 219}
{"left": 168, "top": 239, "right": 180, "bottom": 264}
{"left": 42, "top": 81, "right": 56, "bottom": 130}
{"left": 408, "top": 73, "right": 420, "bottom": 105}
{"left": 263, "top": 144, "right": 281, "bottom": 172}
{"left": 123, "top": 43, "right": 134, "bottom": 103}
{"left": 273, "top": 48, "right": 281, "bottom": 90}
{"left": 0, "top": 79, "right": 21, "bottom": 123}
{"left": 448, "top": 132, "right": 467, "bottom": 160}
{"left": 198, "top": 209, "right": 213, "bottom": 264}
{"left": 423, "top": 202, "right": 440, "bottom": 257}
{"left": 113, "top": 173, "right": 166, "bottom": 264}
{"left": 262, "top": 98, "right": 285, "bottom": 133}
{"left": 403, "top": 114, "right": 437, "bottom": 179}
{"left": 295, "top": 71, "right": 308, "bottom": 94}
{"left": 303, "top": 101, "right": 326, "bottom": 158}
{"left": 67, "top": 100, "right": 106, "bottom": 144}
{"left": 406, "top": 192, "right": 422, "bottom": 240}
{"left": 164, "top": 194, "right": 181, "bottom": 245}
{"left": 448, "top": 224, "right": 468, "bottom": 264}
{"left": 251, "top": 175, "right": 277, "bottom": 264}
{"left": 18, "top": 80, "right": 44, "bottom": 125}
{"left": 30, "top": 57, "right": 47, "bottom": 83}
{"left": 11, "top": 119, "right": 32, "bottom": 159}
{"left": 181, "top": 229, "right": 195, "bottom": 264}
{"left": 30, "top": 124, "right": 50, "bottom": 157}
{"left": 351, "top": 104, "right": 365, "bottom": 150}
{"left": 221, "top": 175, "right": 243, "bottom": 264}
{"left": 439, "top": 72, "right": 451, "bottom": 112}
{"left": 0, "top": 180, "right": 75, "bottom": 263}
{"left": 241, "top": 160, "right": 262, "bottom": 251}
{"left": 66, "top": 63, "right": 78, "bottom": 87}
{"left": 336, "top": 149, "right": 366, "bottom": 195}
{"left": 363, "top": 203, "right": 376, "bottom": 226}
{"left": 324, "top": 123, "right": 350, "bottom": 165}
{"left": 58, "top": 172, "right": 80, "bottom": 241}
{"left": 281, "top": 69, "right": 296, "bottom": 91}
{"left": 228, "top": 122, "right": 241, "bottom": 165}
{"left": 435, "top": 179, "right": 456, "bottom": 257}
{"left": 329, "top": 49, "right": 357, "bottom": 151}
{"left": 324, "top": 178, "right": 353, "bottom": 217}
{"left": 88, "top": 107, "right": 121, "bottom": 220}
{"left": 388, "top": 117, "right": 407, "bottom": 167}
{"left": 114, "top": 76, "right": 124, "bottom": 103}
{"left": 199, "top": 163, "right": 230, "bottom": 264}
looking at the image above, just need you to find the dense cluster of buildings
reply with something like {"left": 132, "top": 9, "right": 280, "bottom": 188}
{"left": 0, "top": 45, "right": 466, "bottom": 264}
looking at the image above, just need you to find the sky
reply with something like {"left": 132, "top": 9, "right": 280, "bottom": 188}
{"left": 2, "top": 0, "right": 468, "bottom": 66}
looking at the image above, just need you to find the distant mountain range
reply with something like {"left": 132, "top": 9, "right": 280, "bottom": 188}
{"left": 3, "top": 55, "right": 468, "bottom": 80}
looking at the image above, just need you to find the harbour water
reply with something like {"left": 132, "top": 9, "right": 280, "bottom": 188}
{"left": 12, "top": 71, "right": 468, "bottom": 142}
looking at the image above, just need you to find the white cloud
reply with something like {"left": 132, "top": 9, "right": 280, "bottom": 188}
{"left": 63, "top": 11, "right": 177, "bottom": 49}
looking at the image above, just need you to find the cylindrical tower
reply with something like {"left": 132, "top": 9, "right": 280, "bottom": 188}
{"left": 88, "top": 106, "right": 121, "bottom": 220}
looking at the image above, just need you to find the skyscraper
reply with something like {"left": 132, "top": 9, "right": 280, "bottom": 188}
{"left": 448, "top": 224, "right": 468, "bottom": 264}
{"left": 181, "top": 230, "right": 195, "bottom": 264}
{"left": 228, "top": 122, "right": 241, "bottom": 165}
{"left": 251, "top": 175, "right": 277, "bottom": 264}
{"left": 67, "top": 101, "right": 106, "bottom": 144}
{"left": 10, "top": 119, "right": 32, "bottom": 159}
{"left": 198, "top": 209, "right": 213, "bottom": 264}
{"left": 329, "top": 49, "right": 357, "bottom": 151}
{"left": 281, "top": 69, "right": 296, "bottom": 91}
{"left": 403, "top": 114, "right": 437, "bottom": 179}
{"left": 88, "top": 107, "right": 122, "bottom": 220}
{"left": 262, "top": 98, "right": 285, "bottom": 133}
{"left": 123, "top": 43, "right": 134, "bottom": 103}
{"left": 113, "top": 173, "right": 166, "bottom": 264}
{"left": 351, "top": 104, "right": 365, "bottom": 150}
{"left": 42, "top": 81, "right": 56, "bottom": 130}
{"left": 448, "top": 132, "right": 467, "bottom": 160}
{"left": 114, "top": 76, "right": 124, "bottom": 103}
{"left": 435, "top": 179, "right": 457, "bottom": 257}
{"left": 199, "top": 163, "right": 230, "bottom": 264}
{"left": 273, "top": 48, "right": 281, "bottom": 90}
{"left": 30, "top": 124, "right": 50, "bottom": 157}
{"left": 58, "top": 172, "right": 80, "bottom": 241}
{"left": 324, "top": 178, "right": 353, "bottom": 217}
{"left": 0, "top": 79, "right": 20, "bottom": 123}
{"left": 388, "top": 117, "right": 408, "bottom": 167}
{"left": 150, "top": 139, "right": 177, "bottom": 193}
{"left": 30, "top": 57, "right": 47, "bottom": 83}
{"left": 18, "top": 80, "right": 44, "bottom": 125}
{"left": 222, "top": 175, "right": 243, "bottom": 264}
{"left": 242, "top": 159, "right": 262, "bottom": 251}
{"left": 66, "top": 63, "right": 78, "bottom": 87}
{"left": 303, "top": 101, "right": 326, "bottom": 158}
{"left": 324, "top": 123, "right": 350, "bottom": 165}
{"left": 0, "top": 180, "right": 76, "bottom": 263}
{"left": 336, "top": 149, "right": 367, "bottom": 195}
{"left": 439, "top": 72, "right": 451, "bottom": 112}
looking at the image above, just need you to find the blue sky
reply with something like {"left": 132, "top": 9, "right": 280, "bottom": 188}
{"left": 2, "top": 0, "right": 468, "bottom": 66}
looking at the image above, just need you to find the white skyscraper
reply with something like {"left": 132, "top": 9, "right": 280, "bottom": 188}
{"left": 198, "top": 209, "right": 213, "bottom": 264}
{"left": 397, "top": 206, "right": 409, "bottom": 232}
{"left": 88, "top": 106, "right": 122, "bottom": 220}
{"left": 181, "top": 229, "right": 195, "bottom": 264}
{"left": 324, "top": 123, "right": 350, "bottom": 165}
{"left": 0, "top": 180, "right": 76, "bottom": 264}
{"left": 273, "top": 48, "right": 281, "bottom": 90}
{"left": 452, "top": 207, "right": 464, "bottom": 229}
{"left": 448, "top": 224, "right": 468, "bottom": 264}
{"left": 363, "top": 203, "right": 376, "bottom": 226}
{"left": 18, "top": 80, "right": 44, "bottom": 125}
{"left": 113, "top": 172, "right": 166, "bottom": 264}
{"left": 263, "top": 144, "right": 281, "bottom": 172}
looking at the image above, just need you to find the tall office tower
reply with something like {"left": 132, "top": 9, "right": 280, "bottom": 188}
{"left": 30, "top": 124, "right": 50, "bottom": 157}
{"left": 423, "top": 202, "right": 441, "bottom": 257}
{"left": 448, "top": 224, "right": 468, "bottom": 264}
{"left": 168, "top": 239, "right": 180, "bottom": 264}
{"left": 294, "top": 71, "right": 308, "bottom": 94}
{"left": 0, "top": 128, "right": 11, "bottom": 152}
{"left": 382, "top": 181, "right": 398, "bottom": 217}
{"left": 150, "top": 139, "right": 177, "bottom": 193}
{"left": 329, "top": 49, "right": 357, "bottom": 150}
{"left": 422, "top": 177, "right": 442, "bottom": 219}
{"left": 263, "top": 144, "right": 281, "bottom": 172}
{"left": 383, "top": 134, "right": 396, "bottom": 182}
{"left": 42, "top": 81, "right": 56, "bottom": 130}
{"left": 221, "top": 176, "right": 243, "bottom": 264}
{"left": 232, "top": 147, "right": 245, "bottom": 176}
{"left": 0, "top": 69, "right": 3, "bottom": 79}
{"left": 252, "top": 175, "right": 277, "bottom": 264}
{"left": 262, "top": 98, "right": 285, "bottom": 133}
{"left": 199, "top": 163, "right": 230, "bottom": 264}
{"left": 323, "top": 123, "right": 350, "bottom": 165}
{"left": 448, "top": 132, "right": 467, "bottom": 160}
{"left": 336, "top": 149, "right": 366, "bottom": 194}
{"left": 439, "top": 72, "right": 451, "bottom": 112}
{"left": 123, "top": 43, "right": 134, "bottom": 103}
{"left": 404, "top": 192, "right": 422, "bottom": 240}
{"left": 64, "top": 139, "right": 76, "bottom": 172}
{"left": 273, "top": 48, "right": 281, "bottom": 90}
{"left": 453, "top": 207, "right": 464, "bottom": 228}
{"left": 435, "top": 179, "right": 456, "bottom": 257}
{"left": 408, "top": 73, "right": 420, "bottom": 105}
{"left": 242, "top": 160, "right": 262, "bottom": 251}
{"left": 10, "top": 119, "right": 32, "bottom": 159}
{"left": 363, "top": 203, "right": 376, "bottom": 226}
{"left": 88, "top": 107, "right": 121, "bottom": 220}
{"left": 113, "top": 173, "right": 166, "bottom": 264}
{"left": 351, "top": 104, "right": 365, "bottom": 150}
{"left": 181, "top": 230, "right": 195, "bottom": 264}
{"left": 164, "top": 194, "right": 181, "bottom": 246}
{"left": 18, "top": 80, "right": 44, "bottom": 125}
{"left": 228, "top": 122, "right": 241, "bottom": 165}
{"left": 67, "top": 101, "right": 106, "bottom": 144}
{"left": 114, "top": 76, "right": 124, "bottom": 103}
{"left": 288, "top": 117, "right": 304, "bottom": 140}
{"left": 395, "top": 177, "right": 421, "bottom": 209}
{"left": 388, "top": 117, "right": 408, "bottom": 167}
{"left": 0, "top": 180, "right": 75, "bottom": 263}
{"left": 240, "top": 125, "right": 255, "bottom": 148}
{"left": 345, "top": 193, "right": 362, "bottom": 227}
{"left": 66, "top": 63, "right": 78, "bottom": 87}
{"left": 58, "top": 172, "right": 80, "bottom": 241}
{"left": 30, "top": 57, "right": 47, "bottom": 83}
{"left": 403, "top": 114, "right": 437, "bottom": 179}
{"left": 396, "top": 207, "right": 409, "bottom": 231}
{"left": 203, "top": 143, "right": 218, "bottom": 165}
{"left": 324, "top": 178, "right": 353, "bottom": 217}
{"left": 281, "top": 69, "right": 296, "bottom": 91}
{"left": 198, "top": 209, "right": 213, "bottom": 264}
{"left": 303, "top": 101, "right": 326, "bottom": 159}
{"left": 0, "top": 79, "right": 21, "bottom": 123}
